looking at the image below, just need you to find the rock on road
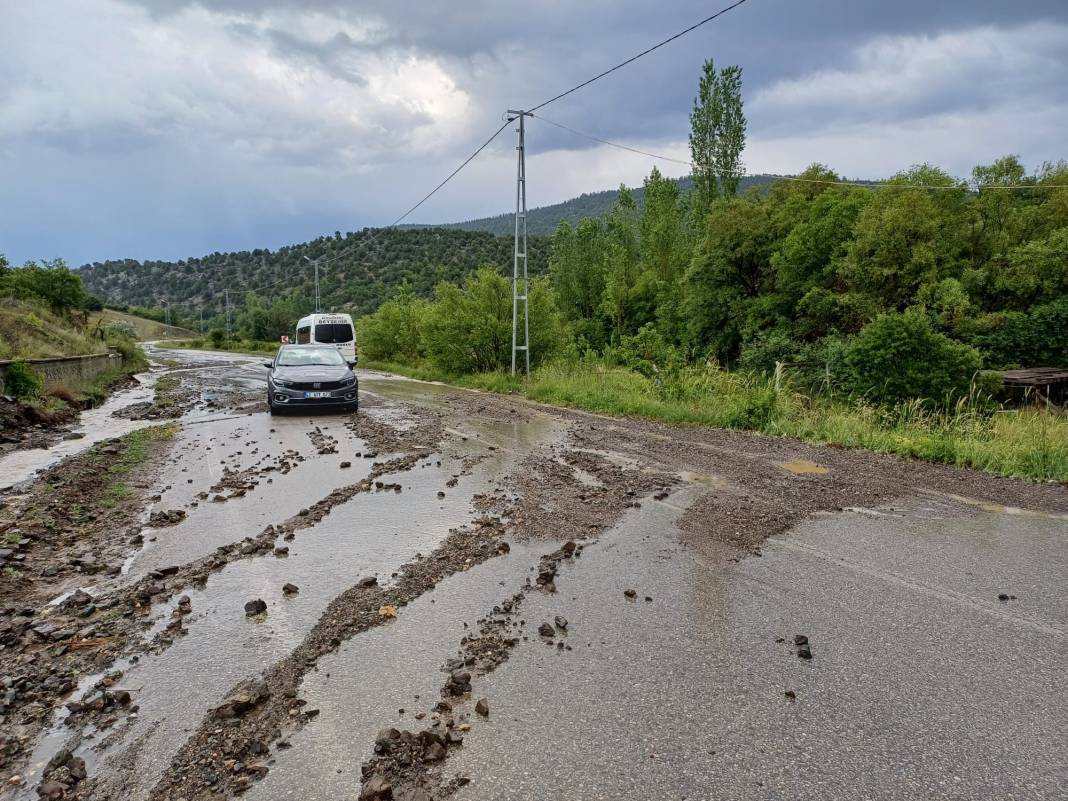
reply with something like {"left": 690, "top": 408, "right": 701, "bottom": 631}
{"left": 0, "top": 345, "right": 1065, "bottom": 801}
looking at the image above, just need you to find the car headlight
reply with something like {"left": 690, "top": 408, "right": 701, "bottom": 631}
{"left": 273, "top": 377, "right": 293, "bottom": 387}
{"left": 339, "top": 375, "right": 356, "bottom": 387}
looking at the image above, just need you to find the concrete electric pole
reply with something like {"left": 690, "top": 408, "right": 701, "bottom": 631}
{"left": 508, "top": 110, "right": 531, "bottom": 376}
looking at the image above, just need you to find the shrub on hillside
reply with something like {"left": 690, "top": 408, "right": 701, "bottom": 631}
{"left": 209, "top": 328, "right": 226, "bottom": 349}
{"left": 844, "top": 310, "right": 982, "bottom": 405}
{"left": 4, "top": 360, "right": 44, "bottom": 400}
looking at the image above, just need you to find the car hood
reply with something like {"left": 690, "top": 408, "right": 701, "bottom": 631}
{"left": 273, "top": 365, "right": 352, "bottom": 382}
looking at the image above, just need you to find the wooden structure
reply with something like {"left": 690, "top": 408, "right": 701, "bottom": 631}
{"left": 997, "top": 368, "right": 1068, "bottom": 408}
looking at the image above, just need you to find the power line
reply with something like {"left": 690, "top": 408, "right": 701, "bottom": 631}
{"left": 385, "top": 118, "right": 515, "bottom": 230}
{"left": 532, "top": 113, "right": 1068, "bottom": 191}
{"left": 532, "top": 113, "right": 691, "bottom": 166}
{"left": 528, "top": 0, "right": 751, "bottom": 114}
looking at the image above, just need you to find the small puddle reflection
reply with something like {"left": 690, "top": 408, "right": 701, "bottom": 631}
{"left": 779, "top": 459, "right": 830, "bottom": 476}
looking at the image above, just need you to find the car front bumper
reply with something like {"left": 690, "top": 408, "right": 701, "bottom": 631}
{"left": 269, "top": 382, "right": 358, "bottom": 406}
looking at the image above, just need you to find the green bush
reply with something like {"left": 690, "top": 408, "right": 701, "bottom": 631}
{"left": 356, "top": 288, "right": 430, "bottom": 362}
{"left": 421, "top": 267, "right": 559, "bottom": 375}
{"left": 614, "top": 324, "right": 683, "bottom": 378}
{"left": 4, "top": 359, "right": 44, "bottom": 400}
{"left": 964, "top": 297, "right": 1068, "bottom": 368}
{"left": 845, "top": 310, "right": 982, "bottom": 405}
{"left": 209, "top": 328, "right": 226, "bottom": 349}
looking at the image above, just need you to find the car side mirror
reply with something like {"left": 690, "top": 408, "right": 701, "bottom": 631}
{"left": 348, "top": 361, "right": 357, "bottom": 369}
{"left": 263, "top": 361, "right": 273, "bottom": 369}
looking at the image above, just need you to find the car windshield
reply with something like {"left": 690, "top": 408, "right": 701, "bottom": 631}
{"left": 275, "top": 348, "right": 346, "bottom": 367}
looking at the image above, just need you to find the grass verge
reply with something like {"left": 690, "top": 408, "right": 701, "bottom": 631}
{"left": 100, "top": 424, "right": 177, "bottom": 508}
{"left": 361, "top": 358, "right": 1068, "bottom": 482}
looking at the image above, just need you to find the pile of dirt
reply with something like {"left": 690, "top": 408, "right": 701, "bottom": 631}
{"left": 0, "top": 396, "right": 78, "bottom": 454}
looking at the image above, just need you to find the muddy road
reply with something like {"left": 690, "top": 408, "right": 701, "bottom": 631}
{"left": 1, "top": 345, "right": 1065, "bottom": 801}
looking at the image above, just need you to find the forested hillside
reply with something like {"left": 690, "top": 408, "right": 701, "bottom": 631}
{"left": 422, "top": 174, "right": 778, "bottom": 236}
{"left": 78, "top": 228, "right": 550, "bottom": 325}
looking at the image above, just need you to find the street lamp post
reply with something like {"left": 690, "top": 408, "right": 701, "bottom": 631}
{"left": 303, "top": 255, "right": 323, "bottom": 312}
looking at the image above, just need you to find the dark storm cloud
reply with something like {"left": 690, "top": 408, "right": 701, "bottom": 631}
{"left": 2, "top": 0, "right": 1066, "bottom": 264}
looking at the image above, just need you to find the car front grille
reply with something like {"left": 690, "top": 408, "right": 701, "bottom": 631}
{"left": 288, "top": 380, "right": 346, "bottom": 391}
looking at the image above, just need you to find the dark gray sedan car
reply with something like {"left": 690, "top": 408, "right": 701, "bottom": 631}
{"left": 265, "top": 344, "right": 358, "bottom": 414}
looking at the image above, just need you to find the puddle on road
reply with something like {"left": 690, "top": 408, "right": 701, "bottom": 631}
{"left": 920, "top": 489, "right": 1068, "bottom": 521}
{"left": 445, "top": 492, "right": 1068, "bottom": 801}
{"left": 0, "top": 373, "right": 159, "bottom": 491}
{"left": 246, "top": 539, "right": 555, "bottom": 801}
{"left": 68, "top": 410, "right": 555, "bottom": 801}
{"left": 123, "top": 412, "right": 375, "bottom": 579}
{"left": 63, "top": 456, "right": 497, "bottom": 801}
{"left": 778, "top": 459, "right": 830, "bottom": 476}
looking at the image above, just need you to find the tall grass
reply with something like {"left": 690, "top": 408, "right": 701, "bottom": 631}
{"left": 362, "top": 356, "right": 1068, "bottom": 482}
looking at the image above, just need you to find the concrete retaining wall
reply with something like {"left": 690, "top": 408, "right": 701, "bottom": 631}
{"left": 0, "top": 352, "right": 125, "bottom": 395}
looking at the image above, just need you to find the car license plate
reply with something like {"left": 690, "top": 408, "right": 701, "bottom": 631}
{"left": 304, "top": 391, "right": 330, "bottom": 399}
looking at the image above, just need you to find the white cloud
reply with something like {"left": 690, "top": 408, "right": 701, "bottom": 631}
{"left": 0, "top": 0, "right": 472, "bottom": 169}
{"left": 750, "top": 22, "right": 1068, "bottom": 136}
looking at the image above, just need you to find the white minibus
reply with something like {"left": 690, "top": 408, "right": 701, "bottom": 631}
{"left": 295, "top": 313, "right": 356, "bottom": 364}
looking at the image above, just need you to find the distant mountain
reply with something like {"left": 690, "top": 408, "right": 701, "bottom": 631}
{"left": 79, "top": 174, "right": 790, "bottom": 322}
{"left": 414, "top": 174, "right": 781, "bottom": 236}
{"left": 79, "top": 228, "right": 550, "bottom": 321}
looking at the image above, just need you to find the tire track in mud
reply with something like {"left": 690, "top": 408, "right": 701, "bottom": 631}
{"left": 7, "top": 400, "right": 444, "bottom": 797}
{"left": 80, "top": 434, "right": 673, "bottom": 801}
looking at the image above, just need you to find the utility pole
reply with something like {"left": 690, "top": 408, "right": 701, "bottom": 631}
{"left": 224, "top": 289, "right": 232, "bottom": 348}
{"left": 303, "top": 255, "right": 323, "bottom": 312}
{"left": 199, "top": 307, "right": 204, "bottom": 334}
{"left": 508, "top": 109, "right": 531, "bottom": 376}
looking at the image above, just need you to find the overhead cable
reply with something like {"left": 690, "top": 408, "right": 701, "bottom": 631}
{"left": 527, "top": 0, "right": 751, "bottom": 113}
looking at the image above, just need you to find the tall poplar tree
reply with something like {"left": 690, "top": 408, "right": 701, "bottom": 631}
{"left": 689, "top": 59, "right": 747, "bottom": 212}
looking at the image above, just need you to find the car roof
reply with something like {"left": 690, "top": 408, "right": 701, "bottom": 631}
{"left": 278, "top": 343, "right": 337, "bottom": 350}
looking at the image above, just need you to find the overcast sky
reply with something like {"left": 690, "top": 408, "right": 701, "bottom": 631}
{"left": 2, "top": 0, "right": 1066, "bottom": 265}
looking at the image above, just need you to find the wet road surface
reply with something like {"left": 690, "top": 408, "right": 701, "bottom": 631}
{"left": 2, "top": 346, "right": 1065, "bottom": 801}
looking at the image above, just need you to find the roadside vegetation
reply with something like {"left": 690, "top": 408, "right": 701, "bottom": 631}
{"left": 0, "top": 256, "right": 148, "bottom": 410}
{"left": 357, "top": 61, "right": 1068, "bottom": 482}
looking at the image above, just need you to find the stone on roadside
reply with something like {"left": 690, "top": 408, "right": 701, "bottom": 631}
{"left": 282, "top": 583, "right": 299, "bottom": 595}
{"left": 623, "top": 589, "right": 637, "bottom": 599}
{"left": 244, "top": 599, "right": 267, "bottom": 616}
{"left": 360, "top": 774, "right": 393, "bottom": 801}
{"left": 538, "top": 622, "right": 555, "bottom": 638}
{"left": 475, "top": 697, "right": 489, "bottom": 717}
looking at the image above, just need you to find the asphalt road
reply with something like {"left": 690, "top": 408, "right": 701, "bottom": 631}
{"left": 2, "top": 346, "right": 1065, "bottom": 801}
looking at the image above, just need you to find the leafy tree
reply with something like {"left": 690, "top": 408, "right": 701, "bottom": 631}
{"left": 689, "top": 59, "right": 747, "bottom": 210}
{"left": 421, "top": 267, "right": 559, "bottom": 374}
{"left": 356, "top": 283, "right": 430, "bottom": 361}
{"left": 683, "top": 195, "right": 777, "bottom": 361}
{"left": 1, "top": 258, "right": 88, "bottom": 313}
